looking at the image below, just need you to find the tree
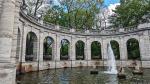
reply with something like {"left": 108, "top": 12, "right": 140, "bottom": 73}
{"left": 44, "top": 0, "right": 103, "bottom": 30}
{"left": 25, "top": 0, "right": 53, "bottom": 16}
{"left": 91, "top": 41, "right": 102, "bottom": 59}
{"left": 109, "top": 0, "right": 150, "bottom": 28}
{"left": 127, "top": 38, "right": 140, "bottom": 60}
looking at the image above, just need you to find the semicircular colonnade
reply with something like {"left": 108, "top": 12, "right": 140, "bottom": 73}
{"left": 12, "top": 0, "right": 150, "bottom": 72}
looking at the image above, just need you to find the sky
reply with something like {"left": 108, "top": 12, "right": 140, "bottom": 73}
{"left": 104, "top": 0, "right": 120, "bottom": 7}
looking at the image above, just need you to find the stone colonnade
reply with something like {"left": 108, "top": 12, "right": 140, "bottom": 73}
{"left": 16, "top": 21, "right": 150, "bottom": 71}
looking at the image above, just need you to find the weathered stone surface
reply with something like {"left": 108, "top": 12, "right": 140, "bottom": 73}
{"left": 0, "top": 0, "right": 16, "bottom": 84}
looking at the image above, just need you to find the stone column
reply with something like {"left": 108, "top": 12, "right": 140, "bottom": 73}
{"left": 102, "top": 39, "right": 108, "bottom": 60}
{"left": 139, "top": 35, "right": 150, "bottom": 60}
{"left": 0, "top": 0, "right": 16, "bottom": 84}
{"left": 101, "top": 39, "right": 108, "bottom": 67}
{"left": 119, "top": 37, "right": 128, "bottom": 67}
{"left": 55, "top": 35, "right": 60, "bottom": 61}
{"left": 84, "top": 40, "right": 88, "bottom": 60}
{"left": 120, "top": 38, "right": 127, "bottom": 60}
{"left": 21, "top": 25, "right": 27, "bottom": 62}
{"left": 70, "top": 37, "right": 76, "bottom": 61}
{"left": 52, "top": 37, "right": 56, "bottom": 61}
{"left": 39, "top": 32, "right": 44, "bottom": 62}
{"left": 139, "top": 33, "right": 150, "bottom": 68}
{"left": 86, "top": 39, "right": 91, "bottom": 60}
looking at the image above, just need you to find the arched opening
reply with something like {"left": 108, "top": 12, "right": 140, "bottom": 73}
{"left": 91, "top": 41, "right": 102, "bottom": 60}
{"left": 110, "top": 40, "right": 120, "bottom": 60}
{"left": 76, "top": 40, "right": 85, "bottom": 60}
{"left": 16, "top": 28, "right": 21, "bottom": 61}
{"left": 43, "top": 36, "right": 54, "bottom": 61}
{"left": 127, "top": 38, "right": 141, "bottom": 60}
{"left": 60, "top": 39, "right": 70, "bottom": 60}
{"left": 25, "top": 32, "right": 38, "bottom": 61}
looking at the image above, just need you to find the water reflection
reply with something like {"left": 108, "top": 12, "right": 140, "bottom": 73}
{"left": 105, "top": 75, "right": 118, "bottom": 84}
{"left": 59, "top": 69, "right": 70, "bottom": 84}
{"left": 17, "top": 67, "right": 150, "bottom": 84}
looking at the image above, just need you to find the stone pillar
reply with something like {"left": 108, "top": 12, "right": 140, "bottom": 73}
{"left": 120, "top": 38, "right": 127, "bottom": 60}
{"left": 86, "top": 39, "right": 91, "bottom": 60}
{"left": 21, "top": 25, "right": 27, "bottom": 62}
{"left": 84, "top": 40, "right": 88, "bottom": 60}
{"left": 102, "top": 39, "right": 108, "bottom": 60}
{"left": 139, "top": 35, "right": 150, "bottom": 60}
{"left": 39, "top": 32, "right": 44, "bottom": 62}
{"left": 55, "top": 35, "right": 60, "bottom": 61}
{"left": 70, "top": 39, "right": 76, "bottom": 60}
{"left": 119, "top": 37, "right": 128, "bottom": 67}
{"left": 0, "top": 0, "right": 16, "bottom": 84}
{"left": 139, "top": 32, "right": 150, "bottom": 68}
{"left": 52, "top": 37, "right": 57, "bottom": 61}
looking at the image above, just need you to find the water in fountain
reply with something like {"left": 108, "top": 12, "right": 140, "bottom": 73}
{"left": 105, "top": 42, "right": 118, "bottom": 74}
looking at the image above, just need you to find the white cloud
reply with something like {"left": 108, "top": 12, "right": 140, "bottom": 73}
{"left": 108, "top": 3, "right": 120, "bottom": 15}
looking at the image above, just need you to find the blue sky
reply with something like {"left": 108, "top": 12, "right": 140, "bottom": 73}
{"left": 104, "top": 0, "right": 120, "bottom": 7}
{"left": 53, "top": 0, "right": 120, "bottom": 7}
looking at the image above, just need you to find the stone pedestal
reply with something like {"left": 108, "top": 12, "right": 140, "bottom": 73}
{"left": 0, "top": 64, "right": 16, "bottom": 84}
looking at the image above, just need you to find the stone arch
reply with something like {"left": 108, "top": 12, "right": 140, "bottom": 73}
{"left": 43, "top": 36, "right": 54, "bottom": 61}
{"left": 16, "top": 28, "right": 21, "bottom": 61}
{"left": 91, "top": 41, "right": 102, "bottom": 60}
{"left": 76, "top": 40, "right": 85, "bottom": 60}
{"left": 25, "top": 32, "right": 38, "bottom": 61}
{"left": 60, "top": 39, "right": 70, "bottom": 60}
{"left": 127, "top": 38, "right": 141, "bottom": 60}
{"left": 110, "top": 40, "right": 120, "bottom": 60}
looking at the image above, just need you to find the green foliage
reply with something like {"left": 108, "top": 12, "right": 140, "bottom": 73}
{"left": 60, "top": 44, "right": 69, "bottom": 56}
{"left": 44, "top": 0, "right": 103, "bottom": 30}
{"left": 43, "top": 37, "right": 53, "bottom": 55}
{"left": 91, "top": 41, "right": 102, "bottom": 59}
{"left": 76, "top": 41, "right": 85, "bottom": 60}
{"left": 60, "top": 39, "right": 69, "bottom": 60}
{"left": 127, "top": 38, "right": 141, "bottom": 60}
{"left": 109, "top": 0, "right": 150, "bottom": 28}
{"left": 26, "top": 32, "right": 37, "bottom": 55}
{"left": 110, "top": 40, "right": 120, "bottom": 60}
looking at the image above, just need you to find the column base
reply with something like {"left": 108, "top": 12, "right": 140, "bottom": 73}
{"left": 0, "top": 63, "right": 16, "bottom": 84}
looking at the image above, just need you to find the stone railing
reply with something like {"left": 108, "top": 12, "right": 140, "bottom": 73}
{"left": 20, "top": 8, "right": 150, "bottom": 36}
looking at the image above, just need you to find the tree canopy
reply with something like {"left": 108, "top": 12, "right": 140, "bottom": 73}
{"left": 109, "top": 0, "right": 150, "bottom": 28}
{"left": 44, "top": 0, "right": 103, "bottom": 30}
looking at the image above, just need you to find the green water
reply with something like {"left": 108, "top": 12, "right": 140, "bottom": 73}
{"left": 17, "top": 67, "right": 150, "bottom": 84}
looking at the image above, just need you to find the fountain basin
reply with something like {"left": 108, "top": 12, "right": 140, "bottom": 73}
{"left": 16, "top": 67, "right": 150, "bottom": 84}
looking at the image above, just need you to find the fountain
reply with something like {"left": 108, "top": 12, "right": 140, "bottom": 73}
{"left": 105, "top": 42, "right": 118, "bottom": 74}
